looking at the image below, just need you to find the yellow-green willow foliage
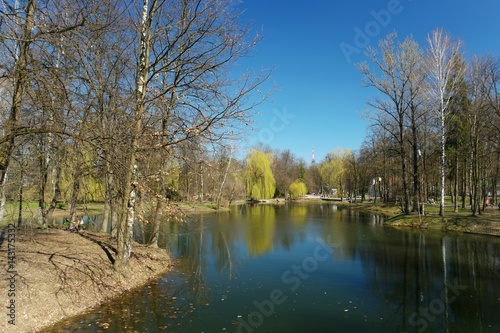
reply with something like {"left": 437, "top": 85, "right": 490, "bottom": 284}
{"left": 288, "top": 179, "right": 307, "bottom": 199}
{"left": 246, "top": 149, "right": 276, "bottom": 200}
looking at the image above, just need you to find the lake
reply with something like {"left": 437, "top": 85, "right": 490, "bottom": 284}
{"left": 44, "top": 203, "right": 500, "bottom": 333}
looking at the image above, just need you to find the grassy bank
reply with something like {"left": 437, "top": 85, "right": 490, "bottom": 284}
{"left": 0, "top": 200, "right": 232, "bottom": 228}
{"left": 291, "top": 197, "right": 500, "bottom": 237}
{"left": 385, "top": 211, "right": 500, "bottom": 236}
{"left": 0, "top": 201, "right": 105, "bottom": 227}
{"left": 383, "top": 204, "right": 500, "bottom": 237}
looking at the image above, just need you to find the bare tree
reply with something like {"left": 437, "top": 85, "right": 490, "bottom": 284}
{"left": 465, "top": 56, "right": 496, "bottom": 215}
{"left": 0, "top": 0, "right": 84, "bottom": 223}
{"left": 358, "top": 33, "right": 422, "bottom": 214}
{"left": 425, "top": 29, "right": 465, "bottom": 216}
{"left": 113, "top": 0, "right": 269, "bottom": 270}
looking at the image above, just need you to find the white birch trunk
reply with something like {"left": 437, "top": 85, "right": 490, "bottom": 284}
{"left": 440, "top": 109, "right": 446, "bottom": 216}
{"left": 0, "top": 173, "right": 7, "bottom": 221}
{"left": 116, "top": 0, "right": 152, "bottom": 269}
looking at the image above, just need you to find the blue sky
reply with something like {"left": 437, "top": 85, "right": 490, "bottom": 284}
{"left": 236, "top": 0, "right": 500, "bottom": 163}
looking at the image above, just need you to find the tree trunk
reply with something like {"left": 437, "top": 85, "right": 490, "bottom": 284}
{"left": 471, "top": 135, "right": 479, "bottom": 216}
{"left": 68, "top": 168, "right": 81, "bottom": 224}
{"left": 199, "top": 162, "right": 204, "bottom": 202}
{"left": 101, "top": 191, "right": 111, "bottom": 234}
{"left": 149, "top": 196, "right": 163, "bottom": 248}
{"left": 462, "top": 156, "right": 468, "bottom": 209}
{"left": 101, "top": 158, "right": 114, "bottom": 234}
{"left": 439, "top": 112, "right": 446, "bottom": 216}
{"left": 37, "top": 140, "right": 49, "bottom": 227}
{"left": 493, "top": 152, "right": 499, "bottom": 206}
{"left": 17, "top": 174, "right": 23, "bottom": 228}
{"left": 111, "top": 199, "right": 118, "bottom": 238}
{"left": 0, "top": 173, "right": 8, "bottom": 221}
{"left": 68, "top": 142, "right": 83, "bottom": 224}
{"left": 400, "top": 118, "right": 410, "bottom": 215}
{"left": 0, "top": 0, "right": 36, "bottom": 186}
{"left": 216, "top": 151, "right": 233, "bottom": 209}
{"left": 46, "top": 164, "right": 62, "bottom": 221}
{"left": 453, "top": 153, "right": 459, "bottom": 213}
{"left": 115, "top": 0, "right": 153, "bottom": 271}
{"left": 411, "top": 112, "right": 420, "bottom": 212}
{"left": 116, "top": 151, "right": 139, "bottom": 270}
{"left": 412, "top": 141, "right": 419, "bottom": 212}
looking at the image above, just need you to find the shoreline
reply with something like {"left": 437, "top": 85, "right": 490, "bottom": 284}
{"left": 384, "top": 212, "right": 500, "bottom": 237}
{"left": 2, "top": 199, "right": 499, "bottom": 332}
{"left": 0, "top": 226, "right": 171, "bottom": 333}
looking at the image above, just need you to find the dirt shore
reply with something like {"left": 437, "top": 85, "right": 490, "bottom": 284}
{"left": 0, "top": 226, "right": 171, "bottom": 333}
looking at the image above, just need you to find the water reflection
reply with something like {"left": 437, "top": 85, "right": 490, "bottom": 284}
{"left": 246, "top": 205, "right": 275, "bottom": 256}
{"left": 49, "top": 215, "right": 103, "bottom": 232}
{"left": 356, "top": 230, "right": 500, "bottom": 332}
{"left": 43, "top": 203, "right": 500, "bottom": 333}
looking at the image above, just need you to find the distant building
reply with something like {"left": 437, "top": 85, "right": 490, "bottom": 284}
{"left": 369, "top": 177, "right": 382, "bottom": 198}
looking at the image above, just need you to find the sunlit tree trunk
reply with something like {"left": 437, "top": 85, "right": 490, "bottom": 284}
{"left": 116, "top": 0, "right": 155, "bottom": 270}
{"left": 101, "top": 161, "right": 113, "bottom": 234}
{"left": 439, "top": 112, "right": 446, "bottom": 215}
{"left": 37, "top": 137, "right": 50, "bottom": 227}
{"left": 425, "top": 29, "right": 465, "bottom": 216}
{"left": 454, "top": 154, "right": 459, "bottom": 213}
{"left": 45, "top": 161, "right": 62, "bottom": 222}
{"left": 216, "top": 148, "right": 233, "bottom": 209}
{"left": 0, "top": 174, "right": 7, "bottom": 221}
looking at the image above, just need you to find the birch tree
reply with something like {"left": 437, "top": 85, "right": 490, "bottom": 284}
{"left": 425, "top": 29, "right": 465, "bottom": 216}
{"left": 114, "top": 0, "right": 154, "bottom": 271}
{"left": 114, "top": 0, "right": 269, "bottom": 269}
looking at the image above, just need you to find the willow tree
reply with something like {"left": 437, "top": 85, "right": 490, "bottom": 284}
{"left": 289, "top": 179, "right": 307, "bottom": 199}
{"left": 246, "top": 149, "right": 275, "bottom": 200}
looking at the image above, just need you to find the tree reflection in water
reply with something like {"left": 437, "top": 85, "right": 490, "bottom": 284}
{"left": 43, "top": 204, "right": 500, "bottom": 333}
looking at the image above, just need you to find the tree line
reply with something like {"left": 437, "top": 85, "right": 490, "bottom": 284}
{"left": 246, "top": 29, "right": 500, "bottom": 221}
{"left": 0, "top": 0, "right": 269, "bottom": 270}
{"left": 357, "top": 29, "right": 500, "bottom": 216}
{"left": 2, "top": 1, "right": 498, "bottom": 272}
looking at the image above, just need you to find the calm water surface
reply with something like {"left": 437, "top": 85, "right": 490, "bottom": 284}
{"left": 45, "top": 203, "right": 500, "bottom": 333}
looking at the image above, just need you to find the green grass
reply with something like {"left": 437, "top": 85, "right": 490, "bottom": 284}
{"left": 385, "top": 204, "right": 500, "bottom": 236}
{"left": 1, "top": 200, "right": 39, "bottom": 226}
{"left": 0, "top": 200, "right": 105, "bottom": 227}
